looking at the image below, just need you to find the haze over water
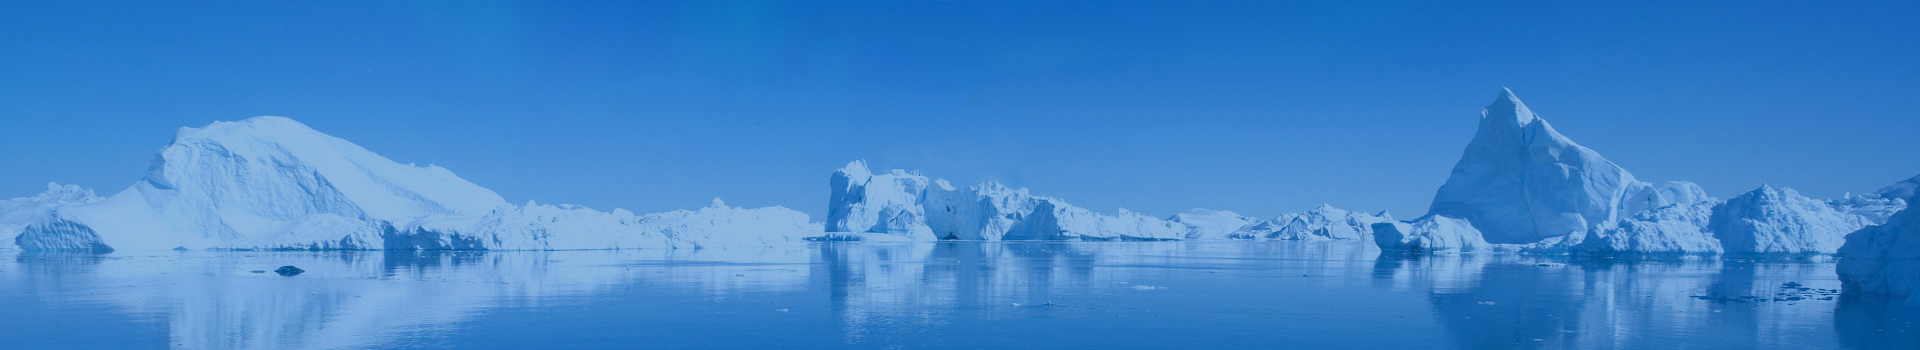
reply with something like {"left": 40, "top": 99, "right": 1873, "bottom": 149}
{"left": 4, "top": 242, "right": 1913, "bottom": 349}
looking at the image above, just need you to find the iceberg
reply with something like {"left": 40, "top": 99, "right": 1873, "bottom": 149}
{"left": 12, "top": 116, "right": 815, "bottom": 251}
{"left": 1709, "top": 185, "right": 1870, "bottom": 254}
{"left": 1838, "top": 192, "right": 1920, "bottom": 304}
{"left": 1376, "top": 89, "right": 1885, "bottom": 255}
{"left": 1373, "top": 215, "right": 1493, "bottom": 253}
{"left": 1561, "top": 201, "right": 1722, "bottom": 255}
{"left": 1426, "top": 88, "right": 1644, "bottom": 245}
{"left": 0, "top": 183, "right": 103, "bottom": 250}
{"left": 825, "top": 160, "right": 1186, "bottom": 241}
{"left": 1168, "top": 209, "right": 1260, "bottom": 240}
{"left": 1230, "top": 204, "right": 1391, "bottom": 241}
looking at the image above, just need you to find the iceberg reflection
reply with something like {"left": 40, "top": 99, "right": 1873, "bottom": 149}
{"left": 6, "top": 243, "right": 1919, "bottom": 349}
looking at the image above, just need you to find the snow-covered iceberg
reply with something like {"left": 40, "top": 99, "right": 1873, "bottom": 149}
{"left": 1709, "top": 185, "right": 1871, "bottom": 254}
{"left": 0, "top": 183, "right": 103, "bottom": 250}
{"left": 824, "top": 160, "right": 1186, "bottom": 241}
{"left": 12, "top": 116, "right": 815, "bottom": 252}
{"left": 1229, "top": 205, "right": 1391, "bottom": 241}
{"left": 1838, "top": 199, "right": 1920, "bottom": 303}
{"left": 1375, "top": 89, "right": 1889, "bottom": 255}
{"left": 1168, "top": 209, "right": 1260, "bottom": 240}
{"left": 1426, "top": 88, "right": 1644, "bottom": 245}
{"left": 1838, "top": 181, "right": 1920, "bottom": 303}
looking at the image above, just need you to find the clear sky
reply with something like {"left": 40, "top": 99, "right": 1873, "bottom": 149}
{"left": 2, "top": 1, "right": 1917, "bottom": 220}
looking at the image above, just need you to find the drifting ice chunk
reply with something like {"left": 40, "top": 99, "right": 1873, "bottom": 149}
{"left": 1372, "top": 214, "right": 1492, "bottom": 252}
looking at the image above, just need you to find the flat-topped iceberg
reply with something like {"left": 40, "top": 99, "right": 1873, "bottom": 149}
{"left": 826, "top": 160, "right": 1186, "bottom": 241}
{"left": 12, "top": 117, "right": 815, "bottom": 252}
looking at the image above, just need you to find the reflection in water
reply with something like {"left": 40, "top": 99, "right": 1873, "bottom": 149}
{"left": 4, "top": 243, "right": 1920, "bottom": 349}
{"left": 1372, "top": 254, "right": 1889, "bottom": 349}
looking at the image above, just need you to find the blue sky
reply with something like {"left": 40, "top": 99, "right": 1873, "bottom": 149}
{"left": 2, "top": 1, "right": 1917, "bottom": 219}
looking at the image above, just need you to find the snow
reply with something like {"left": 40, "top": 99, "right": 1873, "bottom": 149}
{"left": 827, "top": 160, "right": 1186, "bottom": 241}
{"left": 13, "top": 117, "right": 817, "bottom": 251}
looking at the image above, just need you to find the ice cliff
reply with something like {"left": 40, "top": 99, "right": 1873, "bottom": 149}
{"left": 1838, "top": 179, "right": 1920, "bottom": 303}
{"left": 1375, "top": 89, "right": 1894, "bottom": 255}
{"left": 10, "top": 117, "right": 815, "bottom": 251}
{"left": 824, "top": 160, "right": 1186, "bottom": 241}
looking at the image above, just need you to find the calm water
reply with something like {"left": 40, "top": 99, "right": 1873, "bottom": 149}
{"left": 2, "top": 241, "right": 1917, "bottom": 349}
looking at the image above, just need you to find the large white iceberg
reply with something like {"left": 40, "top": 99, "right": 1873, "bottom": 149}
{"left": 1376, "top": 89, "right": 1888, "bottom": 255}
{"left": 1426, "top": 88, "right": 1644, "bottom": 244}
{"left": 825, "top": 160, "right": 1186, "bottom": 241}
{"left": 12, "top": 117, "right": 815, "bottom": 251}
{"left": 1167, "top": 209, "right": 1260, "bottom": 240}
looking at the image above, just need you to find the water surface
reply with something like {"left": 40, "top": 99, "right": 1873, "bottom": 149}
{"left": 3, "top": 242, "right": 1916, "bottom": 349}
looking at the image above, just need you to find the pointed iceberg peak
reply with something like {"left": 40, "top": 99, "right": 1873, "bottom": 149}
{"left": 835, "top": 160, "right": 874, "bottom": 184}
{"left": 709, "top": 198, "right": 729, "bottom": 209}
{"left": 1481, "top": 87, "right": 1539, "bottom": 129}
{"left": 1426, "top": 88, "right": 1644, "bottom": 244}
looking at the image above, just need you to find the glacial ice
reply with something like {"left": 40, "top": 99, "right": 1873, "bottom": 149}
{"left": 1839, "top": 181, "right": 1920, "bottom": 303}
{"left": 1427, "top": 88, "right": 1643, "bottom": 245}
{"left": 1168, "top": 209, "right": 1259, "bottom": 240}
{"left": 1230, "top": 204, "right": 1392, "bottom": 241}
{"left": 1376, "top": 89, "right": 1890, "bottom": 255}
{"left": 0, "top": 183, "right": 103, "bottom": 250}
{"left": 826, "top": 160, "right": 1186, "bottom": 241}
{"left": 1710, "top": 185, "right": 1870, "bottom": 254}
{"left": 11, "top": 116, "right": 816, "bottom": 251}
